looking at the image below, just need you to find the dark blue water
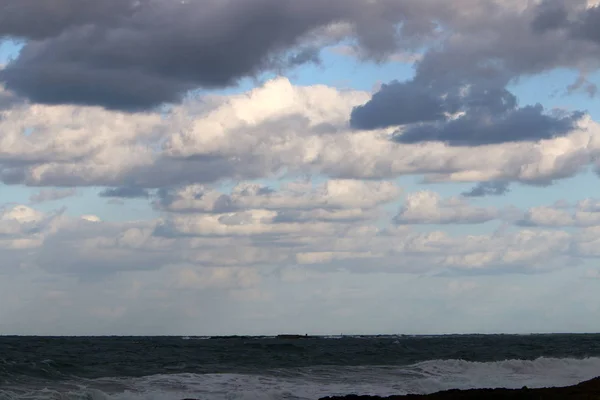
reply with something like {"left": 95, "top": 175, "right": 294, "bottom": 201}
{"left": 1, "top": 334, "right": 600, "bottom": 399}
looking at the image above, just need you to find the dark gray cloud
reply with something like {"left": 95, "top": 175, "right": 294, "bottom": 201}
{"left": 350, "top": 81, "right": 446, "bottom": 129}
{"left": 351, "top": 81, "right": 520, "bottom": 130}
{"left": 531, "top": 1, "right": 569, "bottom": 33}
{"left": 351, "top": 71, "right": 583, "bottom": 146}
{"left": 1, "top": 62, "right": 191, "bottom": 112}
{"left": 413, "top": 0, "right": 598, "bottom": 89}
{"left": 571, "top": 5, "right": 600, "bottom": 43}
{"left": 0, "top": 0, "right": 144, "bottom": 40}
{"left": 566, "top": 74, "right": 598, "bottom": 97}
{"left": 535, "top": 3, "right": 600, "bottom": 47}
{"left": 99, "top": 186, "right": 150, "bottom": 199}
{"left": 0, "top": 0, "right": 412, "bottom": 111}
{"left": 462, "top": 182, "right": 510, "bottom": 198}
{"left": 287, "top": 47, "right": 322, "bottom": 67}
{"left": 394, "top": 104, "right": 582, "bottom": 146}
{"left": 349, "top": 0, "right": 598, "bottom": 144}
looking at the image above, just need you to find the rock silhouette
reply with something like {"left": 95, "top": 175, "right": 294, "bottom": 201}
{"left": 319, "top": 377, "right": 600, "bottom": 399}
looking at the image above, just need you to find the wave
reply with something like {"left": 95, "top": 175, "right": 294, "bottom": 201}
{"left": 1, "top": 357, "right": 599, "bottom": 400}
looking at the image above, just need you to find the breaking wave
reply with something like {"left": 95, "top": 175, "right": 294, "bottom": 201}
{"left": 1, "top": 357, "right": 599, "bottom": 400}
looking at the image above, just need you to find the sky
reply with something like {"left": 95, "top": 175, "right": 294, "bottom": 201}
{"left": 1, "top": 0, "right": 600, "bottom": 336}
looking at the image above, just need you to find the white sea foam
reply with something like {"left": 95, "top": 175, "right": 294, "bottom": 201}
{"left": 1, "top": 357, "right": 599, "bottom": 400}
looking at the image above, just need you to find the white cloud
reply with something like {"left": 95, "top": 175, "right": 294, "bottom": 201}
{"left": 1, "top": 78, "right": 598, "bottom": 189}
{"left": 394, "top": 191, "right": 499, "bottom": 224}
{"left": 0, "top": 192, "right": 585, "bottom": 281}
{"left": 81, "top": 215, "right": 102, "bottom": 223}
{"left": 1, "top": 204, "right": 45, "bottom": 223}
{"left": 518, "top": 199, "right": 600, "bottom": 227}
{"left": 0, "top": 194, "right": 597, "bottom": 335}
{"left": 158, "top": 179, "right": 401, "bottom": 214}
{"left": 0, "top": 205, "right": 62, "bottom": 251}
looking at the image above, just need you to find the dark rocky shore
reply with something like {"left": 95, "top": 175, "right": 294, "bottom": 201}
{"left": 318, "top": 377, "right": 600, "bottom": 399}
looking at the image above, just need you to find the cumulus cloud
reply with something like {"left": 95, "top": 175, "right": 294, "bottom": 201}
{"left": 162, "top": 79, "right": 600, "bottom": 187}
{"left": 0, "top": 204, "right": 62, "bottom": 252}
{"left": 0, "top": 199, "right": 585, "bottom": 280}
{"left": 394, "top": 191, "right": 499, "bottom": 225}
{"left": 3, "top": 188, "right": 600, "bottom": 335}
{"left": 0, "top": 77, "right": 598, "bottom": 190}
{"left": 156, "top": 179, "right": 401, "bottom": 215}
{"left": 517, "top": 199, "right": 600, "bottom": 227}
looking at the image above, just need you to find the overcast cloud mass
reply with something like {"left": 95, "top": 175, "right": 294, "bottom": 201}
{"left": 0, "top": 0, "right": 600, "bottom": 335}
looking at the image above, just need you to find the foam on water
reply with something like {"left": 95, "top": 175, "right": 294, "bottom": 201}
{"left": 1, "top": 357, "right": 599, "bottom": 400}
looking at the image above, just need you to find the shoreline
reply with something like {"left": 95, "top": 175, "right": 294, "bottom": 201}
{"left": 318, "top": 377, "right": 600, "bottom": 399}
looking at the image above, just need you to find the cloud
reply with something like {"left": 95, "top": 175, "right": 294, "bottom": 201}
{"left": 462, "top": 182, "right": 510, "bottom": 197}
{"left": 570, "top": 4, "right": 600, "bottom": 43}
{"left": 0, "top": 0, "right": 143, "bottom": 40}
{"left": 517, "top": 206, "right": 576, "bottom": 227}
{"left": 531, "top": 0, "right": 570, "bottom": 33}
{"left": 4, "top": 188, "right": 600, "bottom": 335}
{"left": 351, "top": 78, "right": 583, "bottom": 146}
{"left": 156, "top": 179, "right": 401, "bottom": 214}
{"left": 0, "top": 196, "right": 584, "bottom": 280}
{"left": 0, "top": 0, "right": 415, "bottom": 111}
{"left": 350, "top": 81, "right": 446, "bottom": 129}
{"left": 29, "top": 188, "right": 77, "bottom": 204}
{"left": 517, "top": 200, "right": 600, "bottom": 227}
{"left": 349, "top": 0, "right": 599, "bottom": 146}
{"left": 99, "top": 186, "right": 151, "bottom": 199}
{"left": 3, "top": 0, "right": 600, "bottom": 336}
{"left": 0, "top": 204, "right": 62, "bottom": 251}
{"left": 412, "top": 0, "right": 599, "bottom": 88}
{"left": 5, "top": 0, "right": 596, "bottom": 112}
{"left": 394, "top": 191, "right": 499, "bottom": 225}
{"left": 1, "top": 0, "right": 599, "bottom": 115}
{"left": 394, "top": 105, "right": 583, "bottom": 146}
{"left": 0, "top": 77, "right": 597, "bottom": 190}
{"left": 578, "top": 198, "right": 600, "bottom": 212}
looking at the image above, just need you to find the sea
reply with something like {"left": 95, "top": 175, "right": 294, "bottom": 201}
{"left": 1, "top": 334, "right": 600, "bottom": 400}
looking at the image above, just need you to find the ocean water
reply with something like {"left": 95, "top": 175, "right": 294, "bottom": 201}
{"left": 1, "top": 334, "right": 600, "bottom": 400}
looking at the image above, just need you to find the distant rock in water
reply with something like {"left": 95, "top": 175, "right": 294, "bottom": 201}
{"left": 319, "top": 376, "right": 600, "bottom": 399}
{"left": 276, "top": 334, "right": 315, "bottom": 339}
{"left": 207, "top": 335, "right": 247, "bottom": 339}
